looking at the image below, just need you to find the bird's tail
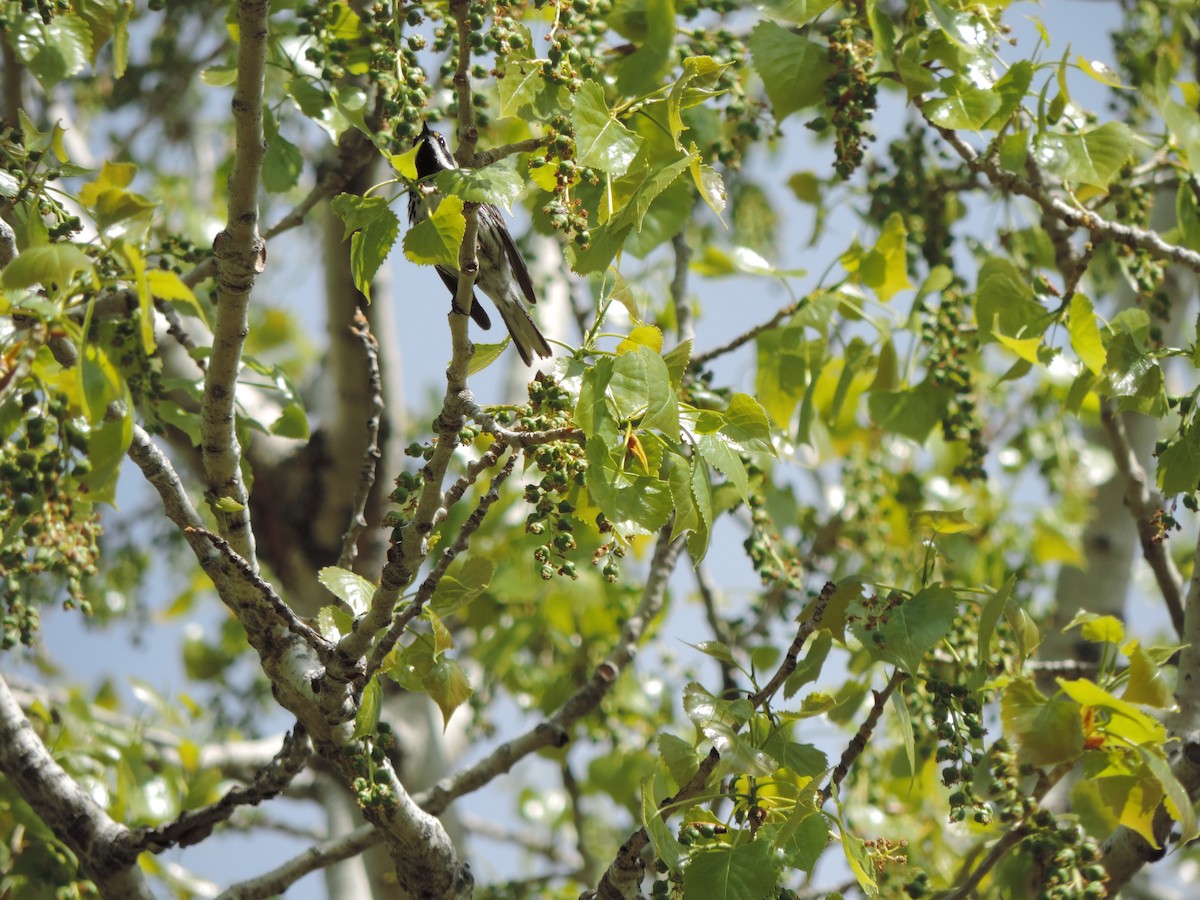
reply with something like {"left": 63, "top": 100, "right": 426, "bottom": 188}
{"left": 495, "top": 294, "right": 552, "bottom": 367}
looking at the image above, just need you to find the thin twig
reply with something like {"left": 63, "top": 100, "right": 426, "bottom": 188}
{"left": 925, "top": 108, "right": 1200, "bottom": 274}
{"left": 472, "top": 136, "right": 546, "bottom": 167}
{"left": 591, "top": 581, "right": 837, "bottom": 897}
{"left": 694, "top": 562, "right": 739, "bottom": 697}
{"left": 819, "top": 669, "right": 907, "bottom": 804}
{"left": 200, "top": 0, "right": 271, "bottom": 565}
{"left": 365, "top": 450, "right": 517, "bottom": 680}
{"left": 184, "top": 526, "right": 334, "bottom": 661}
{"left": 215, "top": 824, "right": 383, "bottom": 900}
{"left": 749, "top": 581, "right": 837, "bottom": 707}
{"left": 1098, "top": 398, "right": 1185, "bottom": 636}
{"left": 416, "top": 527, "right": 686, "bottom": 817}
{"left": 337, "top": 311, "right": 384, "bottom": 570}
{"left": 671, "top": 231, "right": 694, "bottom": 348}
{"left": 131, "top": 726, "right": 312, "bottom": 854}
{"left": 692, "top": 296, "right": 807, "bottom": 367}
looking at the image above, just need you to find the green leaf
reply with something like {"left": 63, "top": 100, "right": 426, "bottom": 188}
{"left": 926, "top": 0, "right": 989, "bottom": 53}
{"left": 403, "top": 195, "right": 464, "bottom": 268}
{"left": 585, "top": 435, "right": 673, "bottom": 535}
{"left": 77, "top": 160, "right": 157, "bottom": 233}
{"left": 1069, "top": 294, "right": 1107, "bottom": 375}
{"left": 867, "top": 384, "right": 954, "bottom": 442}
{"left": 610, "top": 0, "right": 675, "bottom": 94}
{"left": 609, "top": 345, "right": 679, "bottom": 439}
{"left": 687, "top": 640, "right": 736, "bottom": 664}
{"left": 695, "top": 433, "right": 750, "bottom": 505}
{"left": 352, "top": 677, "right": 382, "bottom": 739}
{"left": 1000, "top": 677, "right": 1084, "bottom": 767}
{"left": 318, "top": 566, "right": 376, "bottom": 617}
{"left": 1073, "top": 613, "right": 1125, "bottom": 645}
{"left": 756, "top": 0, "right": 837, "bottom": 24}
{"left": 1057, "top": 678, "right": 1165, "bottom": 746}
{"left": 14, "top": 13, "right": 92, "bottom": 91}
{"left": 350, "top": 209, "right": 399, "bottom": 301}
{"left": 761, "top": 732, "right": 827, "bottom": 777}
{"left": 573, "top": 81, "right": 644, "bottom": 178}
{"left": 689, "top": 154, "right": 727, "bottom": 218}
{"left": 610, "top": 153, "right": 694, "bottom": 234}
{"left": 331, "top": 193, "right": 392, "bottom": 238}
{"left": 720, "top": 393, "right": 774, "bottom": 455}
{"left": 683, "top": 683, "right": 772, "bottom": 777}
{"left": 1033, "top": 122, "right": 1134, "bottom": 189}
{"left": 974, "top": 257, "right": 1046, "bottom": 342}
{"left": 657, "top": 732, "right": 700, "bottom": 790}
{"left": 1122, "top": 640, "right": 1170, "bottom": 708}
{"left": 271, "top": 402, "right": 309, "bottom": 440}
{"left": 1142, "top": 746, "right": 1199, "bottom": 843}
{"left": 688, "top": 453, "right": 713, "bottom": 560}
{"left": 842, "top": 213, "right": 911, "bottom": 301}
{"left": 1157, "top": 420, "right": 1200, "bottom": 495}
{"left": 975, "top": 576, "right": 1015, "bottom": 688}
{"left": 748, "top": 20, "right": 833, "bottom": 120}
{"left": 642, "top": 767, "right": 686, "bottom": 873}
{"left": 430, "top": 557, "right": 496, "bottom": 616}
{"left": 1104, "top": 332, "right": 1166, "bottom": 416}
{"left": 989, "top": 60, "right": 1034, "bottom": 127}
{"left": 925, "top": 75, "right": 1002, "bottom": 131}
{"left": 871, "top": 586, "right": 959, "bottom": 676}
{"left": 682, "top": 840, "right": 780, "bottom": 900}
{"left": 497, "top": 59, "right": 571, "bottom": 120}
{"left": 262, "top": 107, "right": 303, "bottom": 194}
{"left": 1, "top": 243, "right": 95, "bottom": 291}
{"left": 668, "top": 57, "right": 729, "bottom": 149}
{"left": 467, "top": 339, "right": 509, "bottom": 374}
{"left": 771, "top": 808, "right": 829, "bottom": 874}
{"left": 437, "top": 166, "right": 524, "bottom": 212}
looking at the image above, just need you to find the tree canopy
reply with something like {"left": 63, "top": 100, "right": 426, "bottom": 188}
{"left": 2, "top": 1, "right": 1200, "bottom": 898}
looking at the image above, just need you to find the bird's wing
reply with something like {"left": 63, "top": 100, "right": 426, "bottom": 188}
{"left": 482, "top": 204, "right": 537, "bottom": 305}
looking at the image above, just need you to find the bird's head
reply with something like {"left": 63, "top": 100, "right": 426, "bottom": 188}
{"left": 414, "top": 124, "right": 456, "bottom": 179}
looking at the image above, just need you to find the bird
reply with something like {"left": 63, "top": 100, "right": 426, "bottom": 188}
{"left": 408, "top": 123, "right": 552, "bottom": 367}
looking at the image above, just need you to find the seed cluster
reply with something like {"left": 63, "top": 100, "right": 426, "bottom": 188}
{"left": 919, "top": 290, "right": 985, "bottom": 480}
{"left": 822, "top": 16, "right": 877, "bottom": 180}
{"left": 344, "top": 722, "right": 399, "bottom": 810}
{"left": 2, "top": 387, "right": 100, "bottom": 647}
{"left": 924, "top": 678, "right": 991, "bottom": 825}
{"left": 1022, "top": 810, "right": 1108, "bottom": 900}
{"left": 507, "top": 378, "right": 588, "bottom": 581}
{"left": 867, "top": 125, "right": 958, "bottom": 269}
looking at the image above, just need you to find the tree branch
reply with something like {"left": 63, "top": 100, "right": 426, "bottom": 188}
{"left": 1098, "top": 397, "right": 1185, "bottom": 636}
{"left": 416, "top": 526, "right": 687, "bottom": 817}
{"left": 692, "top": 296, "right": 807, "bottom": 368}
{"left": 215, "top": 824, "right": 383, "bottom": 900}
{"left": 0, "top": 675, "right": 154, "bottom": 899}
{"left": 671, "top": 231, "right": 694, "bottom": 348}
{"left": 201, "top": 0, "right": 271, "bottom": 564}
{"left": 337, "top": 310, "right": 384, "bottom": 571}
{"left": 925, "top": 110, "right": 1200, "bottom": 274}
{"left": 365, "top": 449, "right": 517, "bottom": 680}
{"left": 819, "top": 669, "right": 907, "bottom": 804}
{"left": 131, "top": 726, "right": 312, "bottom": 854}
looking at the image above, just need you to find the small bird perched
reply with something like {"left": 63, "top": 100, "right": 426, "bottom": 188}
{"left": 408, "top": 124, "right": 552, "bottom": 366}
